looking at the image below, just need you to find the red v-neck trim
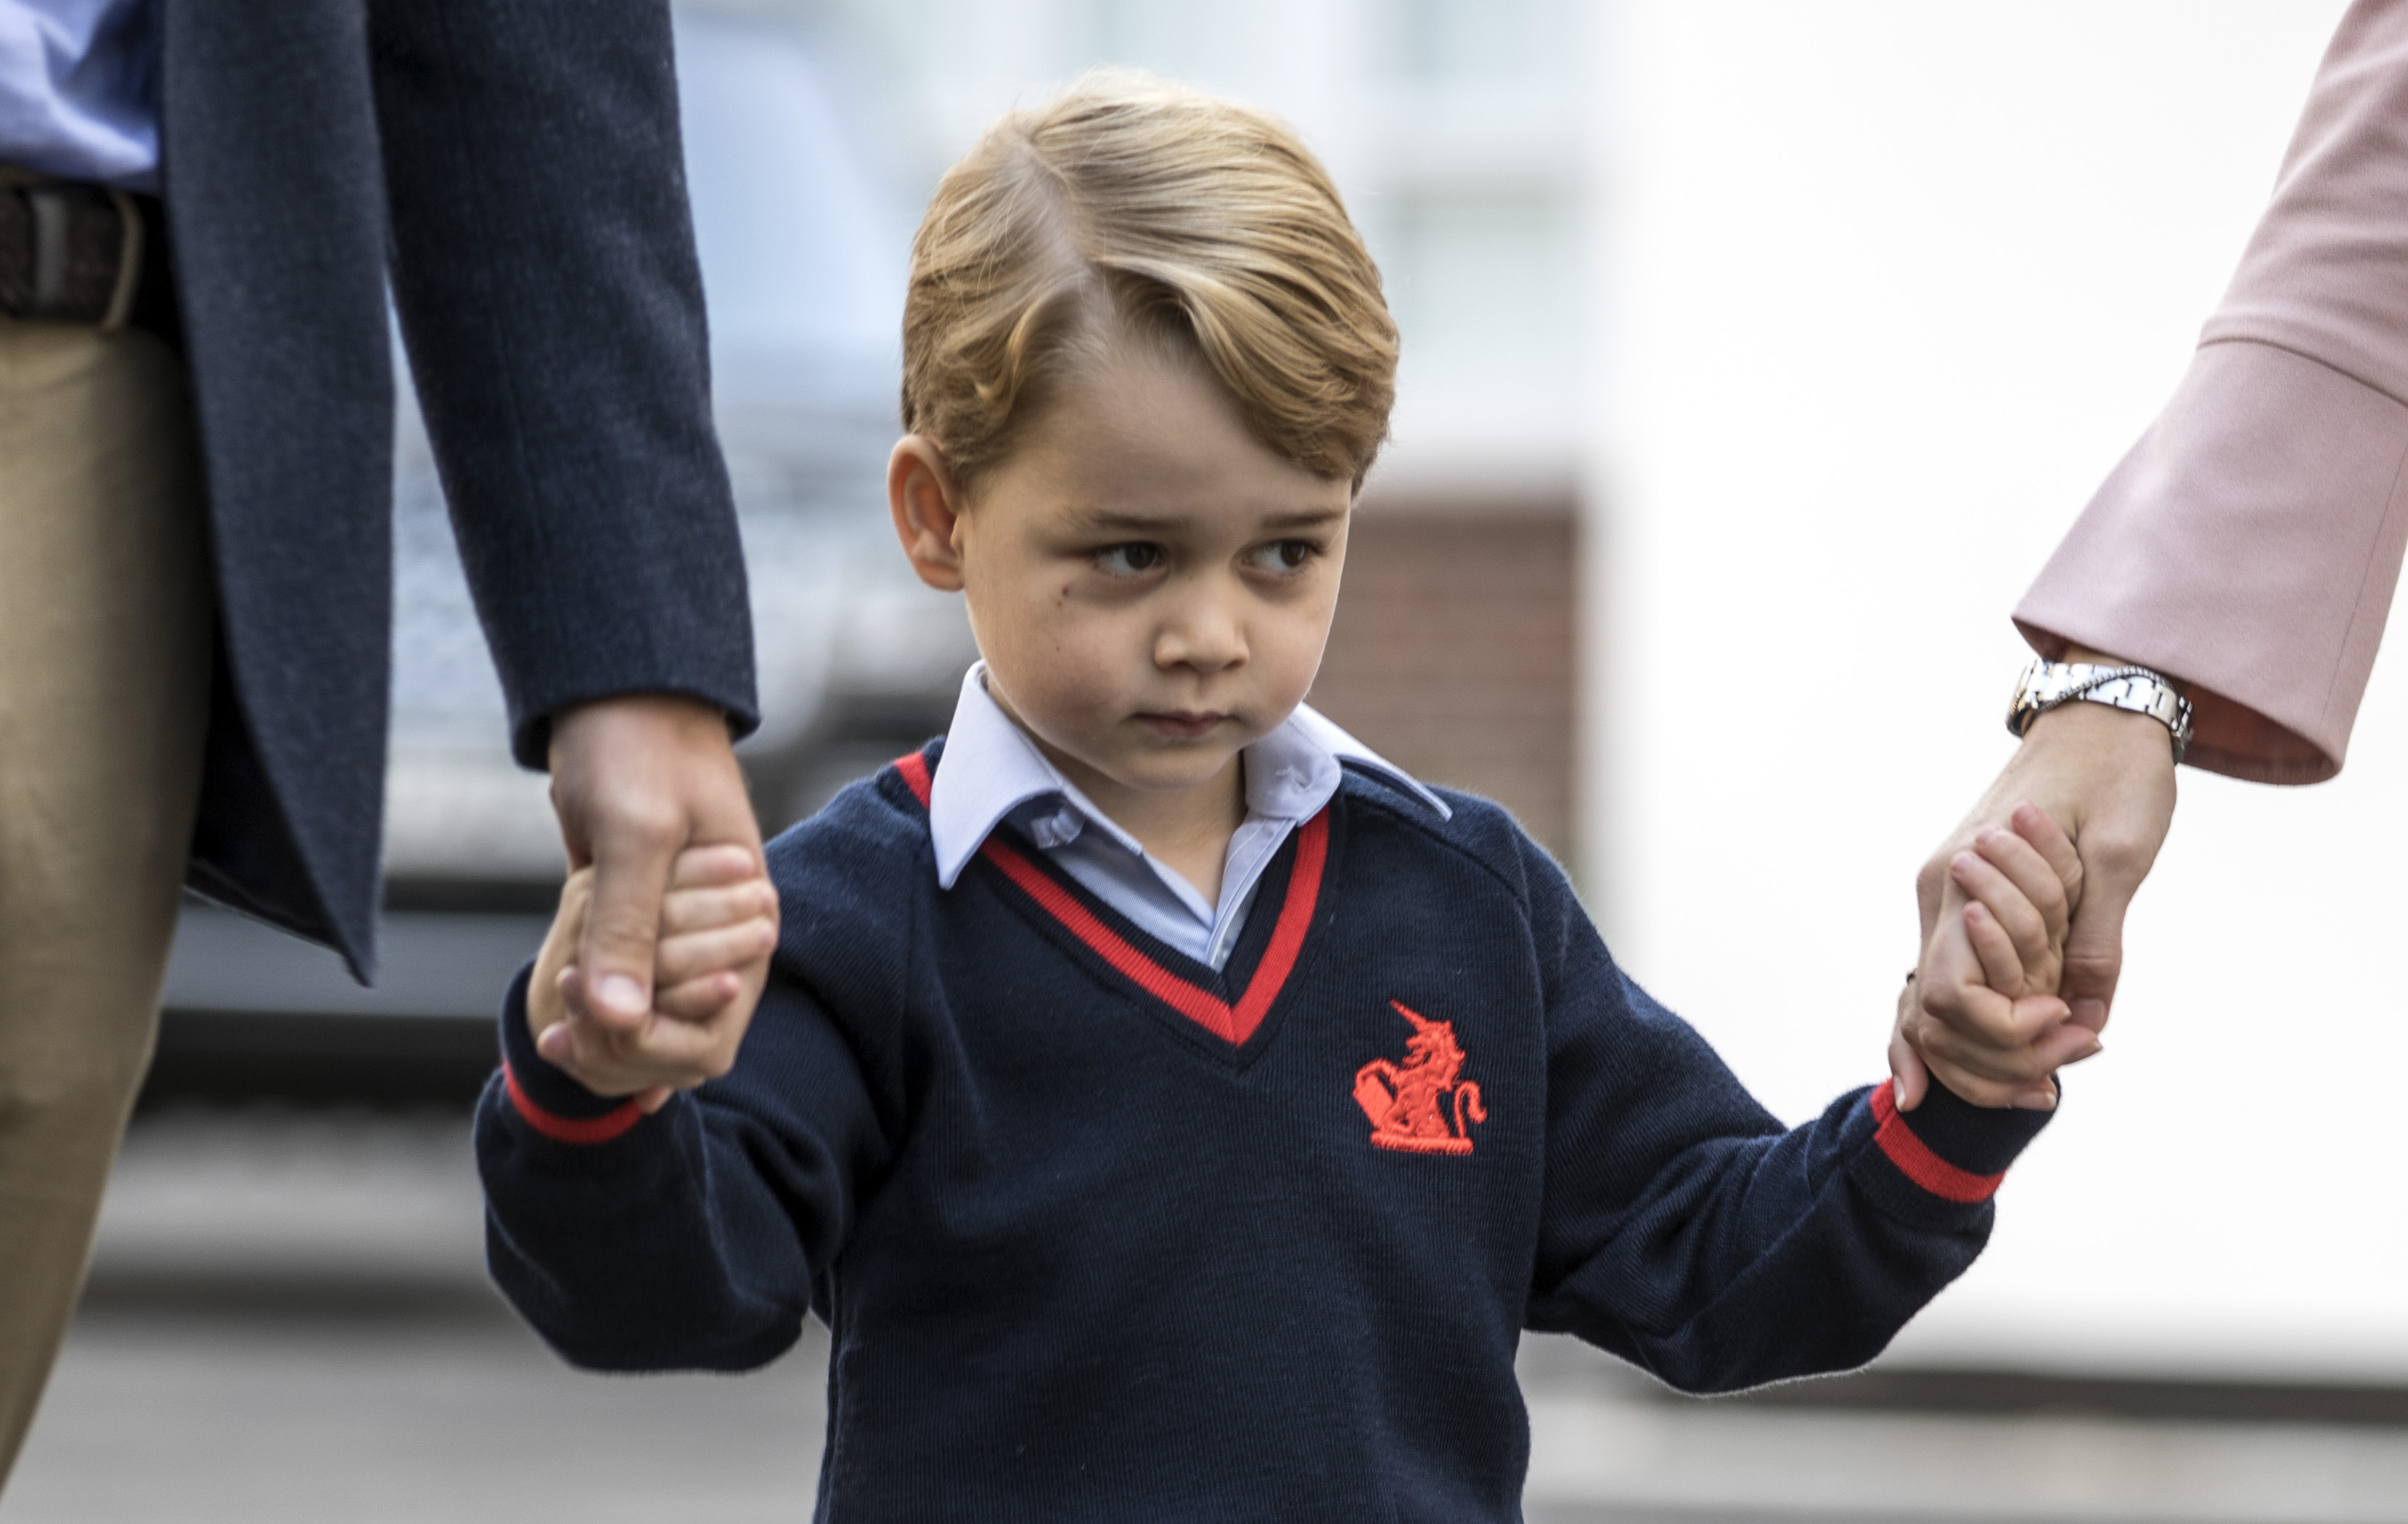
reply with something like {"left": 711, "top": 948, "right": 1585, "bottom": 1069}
{"left": 893, "top": 750, "right": 1327, "bottom": 1046}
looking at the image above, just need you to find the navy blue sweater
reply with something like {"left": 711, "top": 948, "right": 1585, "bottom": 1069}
{"left": 478, "top": 744, "right": 2050, "bottom": 1522}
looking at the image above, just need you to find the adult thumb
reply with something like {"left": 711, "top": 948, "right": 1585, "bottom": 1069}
{"left": 2059, "top": 871, "right": 2134, "bottom": 1037}
{"left": 578, "top": 819, "right": 681, "bottom": 1029}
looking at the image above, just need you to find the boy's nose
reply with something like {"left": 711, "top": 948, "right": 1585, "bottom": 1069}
{"left": 1153, "top": 592, "right": 1248, "bottom": 673}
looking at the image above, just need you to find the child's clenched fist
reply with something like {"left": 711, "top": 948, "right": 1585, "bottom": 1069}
{"left": 1893, "top": 800, "right": 2097, "bottom": 1110}
{"left": 526, "top": 842, "right": 779, "bottom": 1110}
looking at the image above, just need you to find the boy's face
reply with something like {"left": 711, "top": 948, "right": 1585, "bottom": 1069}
{"left": 891, "top": 343, "right": 1352, "bottom": 804}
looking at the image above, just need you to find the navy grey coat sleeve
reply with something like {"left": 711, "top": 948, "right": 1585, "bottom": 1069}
{"left": 367, "top": 0, "right": 758, "bottom": 766}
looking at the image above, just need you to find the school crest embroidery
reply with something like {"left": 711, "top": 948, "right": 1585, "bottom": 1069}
{"left": 1354, "top": 999, "right": 1486, "bottom": 1155}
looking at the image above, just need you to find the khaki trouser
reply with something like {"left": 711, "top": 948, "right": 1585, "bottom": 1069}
{"left": 0, "top": 314, "right": 210, "bottom": 1483}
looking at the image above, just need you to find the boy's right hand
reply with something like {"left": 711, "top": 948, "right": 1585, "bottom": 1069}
{"left": 1890, "top": 802, "right": 2099, "bottom": 1110}
{"left": 525, "top": 843, "right": 779, "bottom": 1110}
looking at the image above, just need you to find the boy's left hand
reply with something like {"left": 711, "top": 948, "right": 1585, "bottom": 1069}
{"left": 1891, "top": 801, "right": 2098, "bottom": 1110}
{"left": 526, "top": 843, "right": 779, "bottom": 1111}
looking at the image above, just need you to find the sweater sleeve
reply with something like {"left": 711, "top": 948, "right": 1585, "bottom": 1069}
{"left": 475, "top": 962, "right": 892, "bottom": 1372}
{"left": 1520, "top": 845, "right": 2049, "bottom": 1394}
{"left": 2015, "top": 0, "right": 2408, "bottom": 783}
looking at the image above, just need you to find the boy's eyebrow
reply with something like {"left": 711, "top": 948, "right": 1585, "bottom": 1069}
{"left": 1065, "top": 508, "right": 1182, "bottom": 533}
{"left": 1065, "top": 505, "right": 1349, "bottom": 534}
{"left": 1255, "top": 507, "right": 1349, "bottom": 532}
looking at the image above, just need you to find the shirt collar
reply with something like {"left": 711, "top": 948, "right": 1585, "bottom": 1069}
{"left": 925, "top": 662, "right": 1448, "bottom": 890}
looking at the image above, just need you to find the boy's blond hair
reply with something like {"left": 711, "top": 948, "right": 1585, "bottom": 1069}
{"left": 901, "top": 70, "right": 1397, "bottom": 490}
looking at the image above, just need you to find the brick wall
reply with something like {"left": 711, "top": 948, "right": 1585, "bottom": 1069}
{"left": 1308, "top": 504, "right": 1578, "bottom": 861}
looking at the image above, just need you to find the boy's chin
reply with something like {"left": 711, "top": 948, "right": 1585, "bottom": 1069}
{"left": 1090, "top": 740, "right": 1248, "bottom": 795}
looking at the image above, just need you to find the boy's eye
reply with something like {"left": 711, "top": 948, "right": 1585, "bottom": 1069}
{"left": 1094, "top": 543, "right": 1166, "bottom": 575}
{"left": 1246, "top": 540, "right": 1318, "bottom": 573}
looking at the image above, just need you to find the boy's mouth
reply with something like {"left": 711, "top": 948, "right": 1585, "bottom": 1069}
{"left": 1134, "top": 710, "right": 1230, "bottom": 741}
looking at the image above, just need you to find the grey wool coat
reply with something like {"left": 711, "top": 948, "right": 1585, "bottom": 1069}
{"left": 159, "top": 0, "right": 758, "bottom": 978}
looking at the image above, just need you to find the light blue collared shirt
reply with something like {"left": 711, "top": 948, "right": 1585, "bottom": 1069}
{"left": 0, "top": 0, "right": 157, "bottom": 190}
{"left": 930, "top": 663, "right": 1449, "bottom": 970}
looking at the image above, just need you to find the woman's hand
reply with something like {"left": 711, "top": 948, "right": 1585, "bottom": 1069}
{"left": 1892, "top": 688, "right": 2177, "bottom": 1109}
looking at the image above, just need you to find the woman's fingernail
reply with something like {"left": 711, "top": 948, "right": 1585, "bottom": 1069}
{"left": 2014, "top": 1090, "right": 2058, "bottom": 1112}
{"left": 1893, "top": 1078, "right": 1907, "bottom": 1107}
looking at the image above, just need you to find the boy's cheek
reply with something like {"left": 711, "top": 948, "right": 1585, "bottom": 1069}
{"left": 987, "top": 628, "right": 1130, "bottom": 729}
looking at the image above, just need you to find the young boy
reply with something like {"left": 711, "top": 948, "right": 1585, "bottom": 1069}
{"left": 479, "top": 73, "right": 2085, "bottom": 1520}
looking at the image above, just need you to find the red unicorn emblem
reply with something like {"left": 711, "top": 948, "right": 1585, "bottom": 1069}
{"left": 1353, "top": 999, "right": 1486, "bottom": 1155}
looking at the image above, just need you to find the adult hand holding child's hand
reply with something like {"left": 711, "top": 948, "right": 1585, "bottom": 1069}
{"left": 1890, "top": 799, "right": 2095, "bottom": 1111}
{"left": 543, "top": 694, "right": 775, "bottom": 1107}
{"left": 1891, "top": 688, "right": 2178, "bottom": 1111}
{"left": 526, "top": 844, "right": 779, "bottom": 1111}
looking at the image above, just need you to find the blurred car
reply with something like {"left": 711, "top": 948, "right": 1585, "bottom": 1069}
{"left": 153, "top": 9, "right": 970, "bottom": 1102}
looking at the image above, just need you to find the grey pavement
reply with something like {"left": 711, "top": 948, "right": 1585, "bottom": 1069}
{"left": 10, "top": 1109, "right": 2408, "bottom": 1523}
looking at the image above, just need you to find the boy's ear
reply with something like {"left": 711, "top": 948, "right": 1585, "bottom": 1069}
{"left": 888, "top": 435, "right": 968, "bottom": 592}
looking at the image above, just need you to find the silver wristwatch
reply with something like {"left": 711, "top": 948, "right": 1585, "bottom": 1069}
{"left": 2007, "top": 659, "right": 2194, "bottom": 765}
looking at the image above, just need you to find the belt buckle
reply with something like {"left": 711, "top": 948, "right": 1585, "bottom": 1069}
{"left": 1, "top": 176, "right": 142, "bottom": 327}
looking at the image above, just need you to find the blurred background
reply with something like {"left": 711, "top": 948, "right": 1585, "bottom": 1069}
{"left": 16, "top": 1, "right": 2408, "bottom": 1520}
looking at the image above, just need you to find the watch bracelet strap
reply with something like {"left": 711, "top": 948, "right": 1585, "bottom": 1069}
{"left": 2009, "top": 660, "right": 2192, "bottom": 765}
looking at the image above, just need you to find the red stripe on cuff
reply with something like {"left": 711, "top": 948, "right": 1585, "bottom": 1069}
{"left": 1867, "top": 1082, "right": 2005, "bottom": 1204}
{"left": 504, "top": 1060, "right": 646, "bottom": 1145}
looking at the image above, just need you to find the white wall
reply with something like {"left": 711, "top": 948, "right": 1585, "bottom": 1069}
{"left": 1586, "top": 1, "right": 2408, "bottom": 1380}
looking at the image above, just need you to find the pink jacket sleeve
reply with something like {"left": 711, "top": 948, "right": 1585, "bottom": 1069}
{"left": 2015, "top": 0, "right": 2408, "bottom": 783}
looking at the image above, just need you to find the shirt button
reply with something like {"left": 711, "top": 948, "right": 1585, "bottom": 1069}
{"left": 1031, "top": 806, "right": 1084, "bottom": 849}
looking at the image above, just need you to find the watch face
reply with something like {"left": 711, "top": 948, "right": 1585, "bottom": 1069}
{"left": 2007, "top": 665, "right": 2048, "bottom": 736}
{"left": 2010, "top": 661, "right": 2055, "bottom": 713}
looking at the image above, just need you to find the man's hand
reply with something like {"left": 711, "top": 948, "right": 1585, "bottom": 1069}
{"left": 1893, "top": 673, "right": 2178, "bottom": 1109}
{"left": 548, "top": 693, "right": 768, "bottom": 1064}
{"left": 527, "top": 846, "right": 779, "bottom": 1107}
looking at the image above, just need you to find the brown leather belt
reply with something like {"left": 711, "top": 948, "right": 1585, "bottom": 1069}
{"left": 0, "top": 171, "right": 152, "bottom": 328}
